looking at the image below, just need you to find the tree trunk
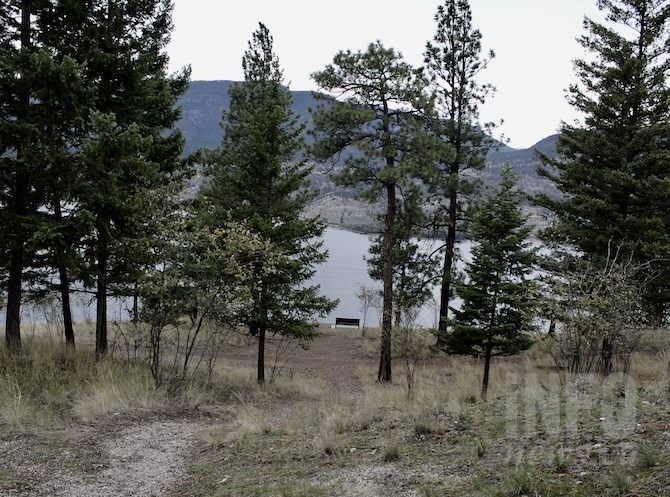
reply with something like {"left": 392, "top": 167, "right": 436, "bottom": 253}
{"left": 5, "top": 1, "right": 33, "bottom": 355}
{"left": 378, "top": 181, "right": 396, "bottom": 383}
{"left": 257, "top": 324, "right": 266, "bottom": 384}
{"left": 95, "top": 218, "right": 109, "bottom": 360}
{"left": 601, "top": 335, "right": 613, "bottom": 375}
{"left": 437, "top": 172, "right": 459, "bottom": 347}
{"left": 481, "top": 345, "right": 492, "bottom": 400}
{"left": 58, "top": 264, "right": 75, "bottom": 347}
{"left": 54, "top": 200, "right": 75, "bottom": 347}
{"left": 5, "top": 246, "right": 24, "bottom": 355}
{"left": 132, "top": 282, "right": 139, "bottom": 323}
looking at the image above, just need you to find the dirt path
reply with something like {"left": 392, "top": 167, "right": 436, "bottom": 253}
{"left": 296, "top": 330, "right": 371, "bottom": 403}
{"left": 220, "top": 328, "right": 375, "bottom": 402}
{"left": 3, "top": 420, "right": 200, "bottom": 497}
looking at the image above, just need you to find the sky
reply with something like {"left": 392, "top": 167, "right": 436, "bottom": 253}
{"left": 166, "top": 1, "right": 604, "bottom": 150}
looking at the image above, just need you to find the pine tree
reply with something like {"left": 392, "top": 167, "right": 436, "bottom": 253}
{"left": 71, "top": 0, "right": 189, "bottom": 357}
{"left": 310, "top": 41, "right": 438, "bottom": 382}
{"left": 367, "top": 187, "right": 440, "bottom": 327}
{"left": 201, "top": 23, "right": 336, "bottom": 384}
{"left": 535, "top": 0, "right": 670, "bottom": 321}
{"left": 0, "top": 1, "right": 88, "bottom": 353}
{"left": 423, "top": 0, "right": 497, "bottom": 346}
{"left": 27, "top": 1, "right": 94, "bottom": 348}
{"left": 446, "top": 167, "right": 537, "bottom": 399}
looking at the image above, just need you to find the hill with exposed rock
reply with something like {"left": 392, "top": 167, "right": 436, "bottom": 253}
{"left": 177, "top": 80, "right": 561, "bottom": 230}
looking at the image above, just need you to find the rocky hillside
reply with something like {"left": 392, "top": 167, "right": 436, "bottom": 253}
{"left": 177, "top": 80, "right": 561, "bottom": 230}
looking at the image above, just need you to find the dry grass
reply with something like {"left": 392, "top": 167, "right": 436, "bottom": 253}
{"left": 71, "top": 361, "right": 163, "bottom": 421}
{"left": 2, "top": 321, "right": 670, "bottom": 496}
{"left": 175, "top": 338, "right": 670, "bottom": 497}
{"left": 0, "top": 341, "right": 160, "bottom": 428}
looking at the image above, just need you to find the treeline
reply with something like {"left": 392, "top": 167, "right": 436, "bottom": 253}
{"left": 0, "top": 0, "right": 190, "bottom": 359}
{"left": 2, "top": 0, "right": 669, "bottom": 393}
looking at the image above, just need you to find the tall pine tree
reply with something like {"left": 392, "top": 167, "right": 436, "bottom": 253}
{"left": 0, "top": 1, "right": 88, "bottom": 353}
{"left": 423, "top": 0, "right": 498, "bottom": 346}
{"left": 72, "top": 0, "right": 190, "bottom": 357}
{"left": 536, "top": 0, "right": 670, "bottom": 321}
{"left": 446, "top": 167, "right": 537, "bottom": 399}
{"left": 201, "top": 23, "right": 336, "bottom": 384}
{"left": 311, "top": 41, "right": 437, "bottom": 382}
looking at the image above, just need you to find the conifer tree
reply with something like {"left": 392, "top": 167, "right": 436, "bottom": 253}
{"left": 367, "top": 187, "right": 440, "bottom": 326}
{"left": 446, "top": 167, "right": 537, "bottom": 399}
{"left": 536, "top": 0, "right": 670, "bottom": 321}
{"left": 27, "top": 1, "right": 94, "bottom": 348}
{"left": 0, "top": 1, "right": 88, "bottom": 353}
{"left": 311, "top": 42, "right": 437, "bottom": 382}
{"left": 201, "top": 23, "right": 336, "bottom": 384}
{"left": 71, "top": 0, "right": 189, "bottom": 357}
{"left": 423, "top": 0, "right": 497, "bottom": 345}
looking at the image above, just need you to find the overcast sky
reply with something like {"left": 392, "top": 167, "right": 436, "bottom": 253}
{"left": 166, "top": 1, "right": 604, "bottom": 149}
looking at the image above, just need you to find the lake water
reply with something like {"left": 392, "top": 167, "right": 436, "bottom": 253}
{"left": 13, "top": 226, "right": 469, "bottom": 329}
{"left": 313, "top": 227, "right": 470, "bottom": 328}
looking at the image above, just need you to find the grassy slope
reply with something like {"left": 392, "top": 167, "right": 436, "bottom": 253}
{"left": 0, "top": 326, "right": 669, "bottom": 496}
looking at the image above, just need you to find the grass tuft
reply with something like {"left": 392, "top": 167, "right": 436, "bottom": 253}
{"left": 383, "top": 444, "right": 401, "bottom": 462}
{"left": 72, "top": 361, "right": 162, "bottom": 421}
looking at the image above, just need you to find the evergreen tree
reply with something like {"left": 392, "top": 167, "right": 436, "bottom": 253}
{"left": 310, "top": 41, "right": 437, "bottom": 382}
{"left": 201, "top": 23, "right": 336, "bottom": 384}
{"left": 0, "top": 1, "right": 188, "bottom": 355}
{"left": 70, "top": 0, "right": 190, "bottom": 357}
{"left": 0, "top": 1, "right": 88, "bottom": 353}
{"left": 446, "top": 167, "right": 537, "bottom": 399}
{"left": 27, "top": 1, "right": 94, "bottom": 348}
{"left": 535, "top": 0, "right": 670, "bottom": 321}
{"left": 423, "top": 0, "right": 497, "bottom": 346}
{"left": 367, "top": 187, "right": 440, "bottom": 326}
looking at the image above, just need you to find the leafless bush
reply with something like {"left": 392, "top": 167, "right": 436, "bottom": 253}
{"left": 539, "top": 243, "right": 655, "bottom": 378}
{"left": 393, "top": 308, "right": 430, "bottom": 398}
{"left": 355, "top": 284, "right": 382, "bottom": 336}
{"left": 268, "top": 335, "right": 303, "bottom": 384}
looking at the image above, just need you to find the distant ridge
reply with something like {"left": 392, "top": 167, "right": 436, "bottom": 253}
{"left": 177, "top": 80, "right": 319, "bottom": 156}
{"left": 176, "top": 80, "right": 561, "bottom": 227}
{"left": 176, "top": 80, "right": 560, "bottom": 164}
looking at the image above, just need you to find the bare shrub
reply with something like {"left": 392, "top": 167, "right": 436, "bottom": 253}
{"left": 355, "top": 284, "right": 382, "bottom": 336}
{"left": 393, "top": 308, "right": 431, "bottom": 397}
{"left": 539, "top": 243, "right": 655, "bottom": 377}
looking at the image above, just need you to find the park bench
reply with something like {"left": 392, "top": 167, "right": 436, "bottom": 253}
{"left": 335, "top": 317, "right": 360, "bottom": 328}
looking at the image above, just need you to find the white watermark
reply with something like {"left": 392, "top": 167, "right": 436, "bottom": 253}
{"left": 503, "top": 372, "right": 639, "bottom": 465}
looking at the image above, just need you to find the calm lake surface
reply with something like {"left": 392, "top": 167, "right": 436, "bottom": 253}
{"left": 14, "top": 226, "right": 471, "bottom": 329}
{"left": 313, "top": 227, "right": 471, "bottom": 328}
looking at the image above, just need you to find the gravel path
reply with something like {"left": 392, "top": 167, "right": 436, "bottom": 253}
{"left": 27, "top": 420, "right": 200, "bottom": 497}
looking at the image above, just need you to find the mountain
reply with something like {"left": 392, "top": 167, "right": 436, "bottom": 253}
{"left": 177, "top": 80, "right": 321, "bottom": 156}
{"left": 177, "top": 80, "right": 560, "bottom": 229}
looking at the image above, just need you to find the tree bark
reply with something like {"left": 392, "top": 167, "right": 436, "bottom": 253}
{"left": 5, "top": 1, "right": 33, "bottom": 355}
{"left": 58, "top": 264, "right": 75, "bottom": 347}
{"left": 437, "top": 171, "right": 459, "bottom": 347}
{"left": 481, "top": 345, "right": 492, "bottom": 400}
{"left": 5, "top": 245, "right": 25, "bottom": 355}
{"left": 601, "top": 335, "right": 613, "bottom": 375}
{"left": 378, "top": 181, "right": 396, "bottom": 383}
{"left": 54, "top": 200, "right": 75, "bottom": 347}
{"left": 95, "top": 217, "right": 109, "bottom": 359}
{"left": 257, "top": 324, "right": 266, "bottom": 384}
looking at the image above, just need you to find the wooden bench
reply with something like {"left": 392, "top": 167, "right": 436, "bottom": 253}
{"left": 335, "top": 317, "right": 360, "bottom": 328}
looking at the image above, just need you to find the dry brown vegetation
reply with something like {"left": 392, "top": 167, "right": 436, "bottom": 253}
{"left": 1, "top": 324, "right": 669, "bottom": 496}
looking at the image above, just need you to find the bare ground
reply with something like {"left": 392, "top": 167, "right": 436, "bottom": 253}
{"left": 0, "top": 417, "right": 201, "bottom": 497}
